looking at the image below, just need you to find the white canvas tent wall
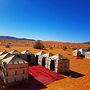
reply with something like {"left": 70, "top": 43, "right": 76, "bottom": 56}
{"left": 73, "top": 50, "right": 81, "bottom": 56}
{"left": 1, "top": 55, "right": 29, "bottom": 84}
{"left": 85, "top": 52, "right": 90, "bottom": 59}
{"left": 38, "top": 52, "right": 54, "bottom": 66}
{"left": 46, "top": 54, "right": 69, "bottom": 73}
{"left": 34, "top": 51, "right": 46, "bottom": 64}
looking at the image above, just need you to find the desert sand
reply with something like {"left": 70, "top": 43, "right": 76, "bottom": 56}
{"left": 0, "top": 45, "right": 90, "bottom": 90}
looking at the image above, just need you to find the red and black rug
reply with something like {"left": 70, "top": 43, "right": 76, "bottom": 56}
{"left": 28, "top": 65, "right": 65, "bottom": 85}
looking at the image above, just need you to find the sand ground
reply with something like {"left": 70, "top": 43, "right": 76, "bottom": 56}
{"left": 0, "top": 46, "right": 90, "bottom": 90}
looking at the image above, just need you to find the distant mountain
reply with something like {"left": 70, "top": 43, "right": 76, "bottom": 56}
{"left": 83, "top": 42, "right": 90, "bottom": 44}
{"left": 0, "top": 36, "right": 35, "bottom": 41}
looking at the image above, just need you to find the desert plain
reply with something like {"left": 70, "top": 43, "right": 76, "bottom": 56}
{"left": 0, "top": 40, "right": 90, "bottom": 90}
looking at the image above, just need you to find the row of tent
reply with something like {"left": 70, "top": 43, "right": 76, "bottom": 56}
{"left": 0, "top": 50, "right": 69, "bottom": 84}
{"left": 35, "top": 51, "right": 68, "bottom": 60}
{"left": 0, "top": 50, "right": 69, "bottom": 73}
{"left": 34, "top": 51, "right": 69, "bottom": 73}
{"left": 0, "top": 50, "right": 69, "bottom": 63}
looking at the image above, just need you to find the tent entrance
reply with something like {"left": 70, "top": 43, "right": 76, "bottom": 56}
{"left": 50, "top": 60, "right": 55, "bottom": 71}
{"left": 42, "top": 57, "right": 46, "bottom": 67}
{"left": 27, "top": 55, "right": 31, "bottom": 65}
{"left": 36, "top": 55, "right": 39, "bottom": 65}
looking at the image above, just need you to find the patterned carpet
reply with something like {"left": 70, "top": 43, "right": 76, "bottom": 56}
{"left": 28, "top": 65, "right": 65, "bottom": 85}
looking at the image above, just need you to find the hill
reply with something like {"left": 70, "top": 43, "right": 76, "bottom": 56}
{"left": 0, "top": 36, "right": 35, "bottom": 41}
{"left": 83, "top": 42, "right": 90, "bottom": 44}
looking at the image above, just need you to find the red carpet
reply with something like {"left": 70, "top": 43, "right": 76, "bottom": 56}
{"left": 28, "top": 65, "right": 65, "bottom": 85}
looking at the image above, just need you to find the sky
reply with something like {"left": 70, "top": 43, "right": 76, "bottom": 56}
{"left": 0, "top": 0, "right": 90, "bottom": 42}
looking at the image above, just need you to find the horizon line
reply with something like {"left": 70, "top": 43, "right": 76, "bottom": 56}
{"left": 0, "top": 35, "right": 89, "bottom": 43}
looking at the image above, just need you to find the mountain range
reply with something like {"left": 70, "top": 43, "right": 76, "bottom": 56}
{"left": 0, "top": 36, "right": 35, "bottom": 41}
{"left": 0, "top": 36, "right": 89, "bottom": 44}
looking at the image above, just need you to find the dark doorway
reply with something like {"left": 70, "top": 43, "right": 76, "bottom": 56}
{"left": 16, "top": 55, "right": 20, "bottom": 58}
{"left": 50, "top": 60, "right": 55, "bottom": 71}
{"left": 27, "top": 55, "right": 31, "bottom": 65}
{"left": 42, "top": 57, "right": 46, "bottom": 67}
{"left": 36, "top": 55, "right": 39, "bottom": 65}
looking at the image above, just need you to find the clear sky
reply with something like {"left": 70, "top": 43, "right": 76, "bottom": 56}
{"left": 0, "top": 0, "right": 90, "bottom": 42}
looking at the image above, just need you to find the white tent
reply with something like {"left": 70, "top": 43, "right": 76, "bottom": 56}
{"left": 85, "top": 52, "right": 90, "bottom": 59}
{"left": 2, "top": 55, "right": 28, "bottom": 83}
{"left": 78, "top": 48, "right": 87, "bottom": 56}
{"left": 73, "top": 50, "right": 81, "bottom": 56}
{"left": 46, "top": 54, "right": 69, "bottom": 73}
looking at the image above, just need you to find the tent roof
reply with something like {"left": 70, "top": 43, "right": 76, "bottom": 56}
{"left": 49, "top": 54, "right": 68, "bottom": 60}
{"left": 35, "top": 51, "right": 46, "bottom": 56}
{"left": 73, "top": 50, "right": 79, "bottom": 52}
{"left": 9, "top": 50, "right": 21, "bottom": 54}
{"left": 0, "top": 51, "right": 8, "bottom": 56}
{"left": 79, "top": 48, "right": 87, "bottom": 52}
{"left": 21, "top": 50, "right": 32, "bottom": 54}
{"left": 0, "top": 53, "right": 12, "bottom": 60}
{"left": 2, "top": 55, "right": 28, "bottom": 64}
{"left": 42, "top": 52, "right": 54, "bottom": 57}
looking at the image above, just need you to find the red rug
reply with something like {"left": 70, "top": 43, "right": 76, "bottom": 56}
{"left": 28, "top": 65, "right": 65, "bottom": 85}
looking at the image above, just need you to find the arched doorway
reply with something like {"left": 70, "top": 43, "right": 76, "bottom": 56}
{"left": 50, "top": 60, "right": 55, "bottom": 71}
{"left": 27, "top": 55, "right": 31, "bottom": 65}
{"left": 42, "top": 57, "right": 46, "bottom": 67}
{"left": 36, "top": 55, "right": 39, "bottom": 65}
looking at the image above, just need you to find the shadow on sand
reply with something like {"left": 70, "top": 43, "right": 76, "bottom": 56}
{"left": 6, "top": 75, "right": 47, "bottom": 90}
{"left": 61, "top": 70, "right": 85, "bottom": 78}
{"left": 76, "top": 55, "right": 85, "bottom": 59}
